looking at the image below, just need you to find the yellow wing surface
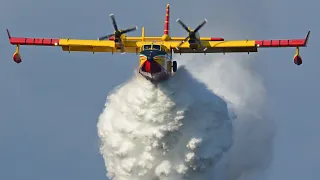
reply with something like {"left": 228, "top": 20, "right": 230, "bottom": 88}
{"left": 7, "top": 34, "right": 141, "bottom": 54}
{"left": 62, "top": 30, "right": 310, "bottom": 54}
{"left": 59, "top": 39, "right": 140, "bottom": 53}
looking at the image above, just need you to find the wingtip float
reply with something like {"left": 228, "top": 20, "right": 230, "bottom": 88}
{"left": 6, "top": 4, "right": 310, "bottom": 82}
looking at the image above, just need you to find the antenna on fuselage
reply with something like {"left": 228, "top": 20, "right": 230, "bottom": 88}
{"left": 142, "top": 26, "right": 145, "bottom": 42}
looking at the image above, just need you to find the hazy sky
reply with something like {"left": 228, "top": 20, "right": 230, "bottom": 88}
{"left": 1, "top": 0, "right": 319, "bottom": 179}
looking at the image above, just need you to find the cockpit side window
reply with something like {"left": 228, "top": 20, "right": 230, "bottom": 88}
{"left": 153, "top": 45, "right": 161, "bottom": 50}
{"left": 143, "top": 45, "right": 152, "bottom": 50}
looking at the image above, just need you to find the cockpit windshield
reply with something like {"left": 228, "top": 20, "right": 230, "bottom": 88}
{"left": 143, "top": 44, "right": 161, "bottom": 51}
{"left": 153, "top": 45, "right": 160, "bottom": 50}
{"left": 143, "top": 45, "right": 152, "bottom": 50}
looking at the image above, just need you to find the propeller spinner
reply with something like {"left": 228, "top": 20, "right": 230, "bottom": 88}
{"left": 176, "top": 18, "right": 208, "bottom": 51}
{"left": 98, "top": 14, "right": 138, "bottom": 53}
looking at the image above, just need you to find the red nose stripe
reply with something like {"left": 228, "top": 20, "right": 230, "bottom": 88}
{"left": 145, "top": 60, "right": 151, "bottom": 73}
{"left": 141, "top": 60, "right": 162, "bottom": 73}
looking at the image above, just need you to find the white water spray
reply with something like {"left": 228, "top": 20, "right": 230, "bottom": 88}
{"left": 178, "top": 54, "right": 275, "bottom": 180}
{"left": 97, "top": 54, "right": 275, "bottom": 180}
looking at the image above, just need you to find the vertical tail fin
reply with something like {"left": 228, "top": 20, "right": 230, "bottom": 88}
{"left": 162, "top": 4, "right": 171, "bottom": 41}
{"left": 164, "top": 4, "right": 170, "bottom": 36}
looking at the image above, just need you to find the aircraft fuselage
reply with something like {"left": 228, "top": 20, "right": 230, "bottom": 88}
{"left": 138, "top": 44, "right": 176, "bottom": 83}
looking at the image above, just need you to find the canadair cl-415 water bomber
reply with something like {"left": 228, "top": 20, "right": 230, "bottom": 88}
{"left": 7, "top": 4, "right": 310, "bottom": 82}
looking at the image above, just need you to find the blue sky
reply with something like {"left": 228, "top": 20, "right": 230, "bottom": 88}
{"left": 1, "top": 0, "right": 319, "bottom": 179}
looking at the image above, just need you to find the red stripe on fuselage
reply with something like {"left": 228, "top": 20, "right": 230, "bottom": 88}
{"left": 145, "top": 60, "right": 151, "bottom": 72}
{"left": 141, "top": 60, "right": 162, "bottom": 74}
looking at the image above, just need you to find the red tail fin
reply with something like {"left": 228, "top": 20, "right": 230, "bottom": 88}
{"left": 164, "top": 4, "right": 170, "bottom": 36}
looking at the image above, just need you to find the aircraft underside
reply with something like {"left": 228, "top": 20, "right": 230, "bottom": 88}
{"left": 139, "top": 70, "right": 170, "bottom": 83}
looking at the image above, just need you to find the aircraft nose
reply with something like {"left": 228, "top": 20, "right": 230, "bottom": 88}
{"left": 148, "top": 56, "right": 153, "bottom": 61}
{"left": 141, "top": 59, "right": 162, "bottom": 74}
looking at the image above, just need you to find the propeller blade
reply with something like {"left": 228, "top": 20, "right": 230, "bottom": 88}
{"left": 98, "top": 13, "right": 137, "bottom": 50}
{"left": 119, "top": 44, "right": 125, "bottom": 54}
{"left": 176, "top": 36, "right": 190, "bottom": 50}
{"left": 176, "top": 19, "right": 190, "bottom": 32}
{"left": 98, "top": 33, "right": 115, "bottom": 40}
{"left": 121, "top": 26, "right": 138, "bottom": 34}
{"left": 195, "top": 38, "right": 207, "bottom": 51}
{"left": 118, "top": 38, "right": 125, "bottom": 54}
{"left": 175, "top": 18, "right": 208, "bottom": 51}
{"left": 194, "top": 19, "right": 207, "bottom": 33}
{"left": 109, "top": 14, "right": 119, "bottom": 31}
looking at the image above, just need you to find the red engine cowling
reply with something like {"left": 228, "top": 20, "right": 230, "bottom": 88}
{"left": 13, "top": 52, "right": 22, "bottom": 64}
{"left": 294, "top": 55, "right": 302, "bottom": 66}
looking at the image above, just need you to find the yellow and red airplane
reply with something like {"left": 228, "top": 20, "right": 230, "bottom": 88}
{"left": 7, "top": 4, "right": 310, "bottom": 82}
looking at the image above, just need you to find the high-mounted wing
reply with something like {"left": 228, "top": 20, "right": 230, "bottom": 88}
{"left": 165, "top": 17, "right": 310, "bottom": 65}
{"left": 164, "top": 30, "right": 310, "bottom": 65}
{"left": 167, "top": 31, "right": 310, "bottom": 54}
{"left": 7, "top": 30, "right": 141, "bottom": 64}
{"left": 7, "top": 33, "right": 141, "bottom": 63}
{"left": 7, "top": 31, "right": 140, "bottom": 53}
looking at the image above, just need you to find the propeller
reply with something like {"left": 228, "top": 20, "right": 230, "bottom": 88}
{"left": 176, "top": 18, "right": 208, "bottom": 51}
{"left": 98, "top": 14, "right": 138, "bottom": 53}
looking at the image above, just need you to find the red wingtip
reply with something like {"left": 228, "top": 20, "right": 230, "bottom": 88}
{"left": 6, "top": 29, "right": 11, "bottom": 39}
